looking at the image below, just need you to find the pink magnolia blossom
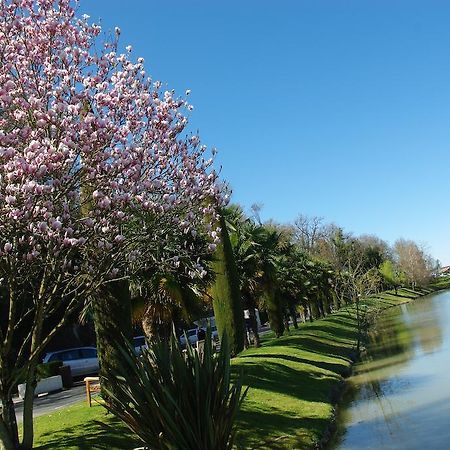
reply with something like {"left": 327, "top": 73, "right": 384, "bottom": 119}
{"left": 0, "top": 0, "right": 222, "bottom": 275}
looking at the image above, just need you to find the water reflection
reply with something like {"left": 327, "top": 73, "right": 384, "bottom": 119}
{"left": 331, "top": 290, "right": 450, "bottom": 450}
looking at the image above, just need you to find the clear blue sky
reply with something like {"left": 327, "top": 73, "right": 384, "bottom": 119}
{"left": 81, "top": 1, "right": 450, "bottom": 263}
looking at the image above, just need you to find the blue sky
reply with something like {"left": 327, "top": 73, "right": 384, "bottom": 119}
{"left": 81, "top": 1, "right": 450, "bottom": 263}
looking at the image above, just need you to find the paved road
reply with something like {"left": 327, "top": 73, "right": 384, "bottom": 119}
{"left": 14, "top": 382, "right": 87, "bottom": 423}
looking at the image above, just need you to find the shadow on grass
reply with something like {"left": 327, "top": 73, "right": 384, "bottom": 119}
{"left": 370, "top": 297, "right": 402, "bottom": 307}
{"left": 299, "top": 323, "right": 356, "bottom": 343}
{"left": 274, "top": 335, "right": 354, "bottom": 361}
{"left": 319, "top": 315, "right": 358, "bottom": 327}
{"left": 235, "top": 408, "right": 329, "bottom": 450}
{"left": 238, "top": 360, "right": 338, "bottom": 402}
{"left": 401, "top": 288, "right": 424, "bottom": 296}
{"left": 240, "top": 352, "right": 350, "bottom": 377}
{"left": 380, "top": 292, "right": 415, "bottom": 299}
{"left": 233, "top": 312, "right": 360, "bottom": 448}
{"left": 261, "top": 319, "right": 358, "bottom": 359}
{"left": 35, "top": 417, "right": 141, "bottom": 450}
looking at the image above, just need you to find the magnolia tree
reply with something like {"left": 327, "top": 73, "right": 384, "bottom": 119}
{"left": 0, "top": 1, "right": 221, "bottom": 448}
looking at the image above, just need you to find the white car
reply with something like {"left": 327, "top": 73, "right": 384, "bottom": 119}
{"left": 179, "top": 328, "right": 199, "bottom": 348}
{"left": 42, "top": 347, "right": 99, "bottom": 377}
{"left": 133, "top": 336, "right": 148, "bottom": 355}
{"left": 179, "top": 327, "right": 219, "bottom": 349}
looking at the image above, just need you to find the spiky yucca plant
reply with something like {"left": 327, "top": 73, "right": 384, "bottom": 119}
{"left": 103, "top": 329, "right": 247, "bottom": 450}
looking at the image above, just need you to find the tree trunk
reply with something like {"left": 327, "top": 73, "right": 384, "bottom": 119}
{"left": 249, "top": 307, "right": 260, "bottom": 347}
{"left": 355, "top": 296, "right": 362, "bottom": 354}
{"left": 289, "top": 304, "right": 298, "bottom": 329}
{"left": 0, "top": 418, "right": 14, "bottom": 450}
{"left": 333, "top": 291, "right": 341, "bottom": 310}
{"left": 300, "top": 301, "right": 308, "bottom": 322}
{"left": 22, "top": 295, "right": 46, "bottom": 450}
{"left": 283, "top": 310, "right": 290, "bottom": 332}
{"left": 141, "top": 311, "right": 155, "bottom": 341}
{"left": 0, "top": 356, "right": 18, "bottom": 450}
{"left": 141, "top": 308, "right": 171, "bottom": 342}
{"left": 318, "top": 296, "right": 325, "bottom": 318}
{"left": 243, "top": 331, "right": 250, "bottom": 349}
{"left": 93, "top": 280, "right": 133, "bottom": 398}
{"left": 0, "top": 395, "right": 17, "bottom": 450}
{"left": 21, "top": 364, "right": 38, "bottom": 450}
{"left": 324, "top": 293, "right": 333, "bottom": 314}
{"left": 310, "top": 301, "right": 319, "bottom": 321}
{"left": 265, "top": 287, "right": 284, "bottom": 338}
{"left": 242, "top": 293, "right": 260, "bottom": 348}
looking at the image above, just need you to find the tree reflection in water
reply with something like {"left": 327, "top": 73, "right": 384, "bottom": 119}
{"left": 330, "top": 291, "right": 448, "bottom": 450}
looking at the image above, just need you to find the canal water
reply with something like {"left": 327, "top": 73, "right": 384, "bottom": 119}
{"left": 331, "top": 289, "right": 450, "bottom": 450}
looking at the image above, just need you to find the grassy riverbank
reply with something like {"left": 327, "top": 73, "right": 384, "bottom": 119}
{"left": 233, "top": 286, "right": 441, "bottom": 449}
{"left": 30, "top": 284, "right": 449, "bottom": 449}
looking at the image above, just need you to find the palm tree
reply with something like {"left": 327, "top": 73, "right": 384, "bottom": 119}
{"left": 250, "top": 225, "right": 286, "bottom": 338}
{"left": 275, "top": 246, "right": 310, "bottom": 329}
{"left": 131, "top": 273, "right": 208, "bottom": 340}
{"left": 225, "top": 207, "right": 263, "bottom": 347}
{"left": 129, "top": 223, "right": 215, "bottom": 341}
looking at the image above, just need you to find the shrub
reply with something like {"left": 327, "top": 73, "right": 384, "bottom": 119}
{"left": 104, "top": 329, "right": 247, "bottom": 450}
{"left": 17, "top": 361, "right": 63, "bottom": 385}
{"left": 36, "top": 361, "right": 63, "bottom": 381}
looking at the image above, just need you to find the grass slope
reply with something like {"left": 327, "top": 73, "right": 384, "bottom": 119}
{"left": 30, "top": 283, "right": 449, "bottom": 449}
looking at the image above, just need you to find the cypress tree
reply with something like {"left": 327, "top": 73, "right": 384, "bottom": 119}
{"left": 210, "top": 210, "right": 245, "bottom": 355}
{"left": 92, "top": 280, "right": 133, "bottom": 395}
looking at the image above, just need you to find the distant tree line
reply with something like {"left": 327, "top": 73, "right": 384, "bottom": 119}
{"left": 208, "top": 209, "right": 438, "bottom": 353}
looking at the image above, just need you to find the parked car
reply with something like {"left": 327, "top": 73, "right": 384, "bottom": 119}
{"left": 133, "top": 336, "right": 148, "bottom": 355}
{"left": 179, "top": 328, "right": 199, "bottom": 348}
{"left": 42, "top": 347, "right": 99, "bottom": 377}
{"left": 179, "top": 327, "right": 219, "bottom": 349}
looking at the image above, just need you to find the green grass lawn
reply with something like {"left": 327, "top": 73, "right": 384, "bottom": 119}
{"left": 30, "top": 401, "right": 141, "bottom": 449}
{"left": 429, "top": 274, "right": 450, "bottom": 290}
{"left": 233, "top": 311, "right": 357, "bottom": 449}
{"left": 30, "top": 285, "right": 448, "bottom": 450}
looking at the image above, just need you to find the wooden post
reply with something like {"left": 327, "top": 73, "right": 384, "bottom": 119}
{"left": 84, "top": 377, "right": 100, "bottom": 407}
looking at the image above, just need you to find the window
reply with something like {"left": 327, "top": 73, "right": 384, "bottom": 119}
{"left": 80, "top": 348, "right": 97, "bottom": 359}
{"left": 47, "top": 354, "right": 61, "bottom": 363}
{"left": 58, "top": 349, "right": 82, "bottom": 362}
